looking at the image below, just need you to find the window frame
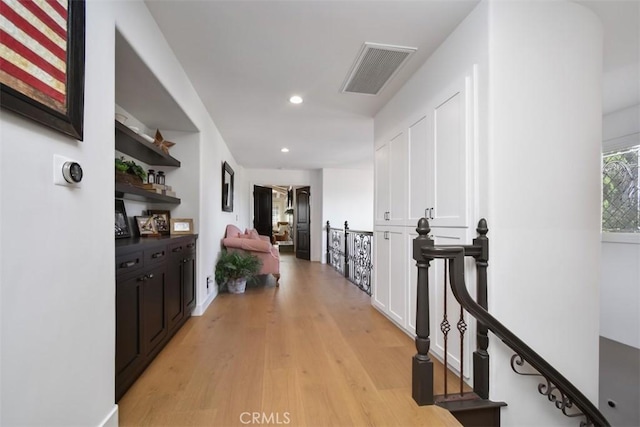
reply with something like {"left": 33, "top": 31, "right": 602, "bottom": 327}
{"left": 601, "top": 132, "right": 640, "bottom": 245}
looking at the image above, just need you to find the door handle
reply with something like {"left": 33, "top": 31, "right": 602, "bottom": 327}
{"left": 430, "top": 207, "right": 434, "bottom": 220}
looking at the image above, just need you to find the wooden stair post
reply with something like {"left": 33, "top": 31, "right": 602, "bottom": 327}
{"left": 412, "top": 218, "right": 434, "bottom": 405}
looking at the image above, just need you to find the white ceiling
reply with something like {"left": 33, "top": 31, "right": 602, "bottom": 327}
{"left": 143, "top": 0, "right": 479, "bottom": 169}
{"left": 119, "top": 1, "right": 639, "bottom": 170}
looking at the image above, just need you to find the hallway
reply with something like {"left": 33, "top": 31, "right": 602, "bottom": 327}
{"left": 118, "top": 254, "right": 461, "bottom": 426}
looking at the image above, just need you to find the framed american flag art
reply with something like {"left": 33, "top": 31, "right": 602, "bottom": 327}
{"left": 0, "top": 0, "right": 85, "bottom": 140}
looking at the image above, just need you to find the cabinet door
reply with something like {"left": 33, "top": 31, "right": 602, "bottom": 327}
{"left": 116, "top": 274, "right": 143, "bottom": 381}
{"left": 407, "top": 229, "right": 418, "bottom": 334}
{"left": 430, "top": 76, "right": 471, "bottom": 227}
{"left": 388, "top": 132, "right": 407, "bottom": 224}
{"left": 183, "top": 250, "right": 196, "bottom": 313}
{"left": 166, "top": 253, "right": 184, "bottom": 331}
{"left": 374, "top": 144, "right": 390, "bottom": 224}
{"left": 408, "top": 115, "right": 433, "bottom": 225}
{"left": 142, "top": 264, "right": 168, "bottom": 356}
{"left": 387, "top": 228, "right": 406, "bottom": 327}
{"left": 372, "top": 230, "right": 389, "bottom": 310}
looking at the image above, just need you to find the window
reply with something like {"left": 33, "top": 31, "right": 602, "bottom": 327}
{"left": 602, "top": 145, "right": 640, "bottom": 233}
{"left": 272, "top": 206, "right": 280, "bottom": 226}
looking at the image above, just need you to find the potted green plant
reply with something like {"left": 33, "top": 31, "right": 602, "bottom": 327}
{"left": 214, "top": 250, "right": 262, "bottom": 294}
{"left": 115, "top": 157, "right": 147, "bottom": 185}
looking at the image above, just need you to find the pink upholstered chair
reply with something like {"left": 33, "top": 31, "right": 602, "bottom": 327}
{"left": 222, "top": 224, "right": 280, "bottom": 285}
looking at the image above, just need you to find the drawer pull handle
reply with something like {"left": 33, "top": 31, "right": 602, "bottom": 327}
{"left": 146, "top": 273, "right": 154, "bottom": 280}
{"left": 152, "top": 251, "right": 164, "bottom": 259}
{"left": 120, "top": 260, "right": 138, "bottom": 268}
{"left": 187, "top": 243, "right": 195, "bottom": 248}
{"left": 172, "top": 247, "right": 183, "bottom": 253}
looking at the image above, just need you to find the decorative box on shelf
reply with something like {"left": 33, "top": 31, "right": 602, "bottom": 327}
{"left": 140, "top": 183, "right": 177, "bottom": 198}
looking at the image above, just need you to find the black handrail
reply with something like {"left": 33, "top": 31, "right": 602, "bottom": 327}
{"left": 420, "top": 239, "right": 609, "bottom": 427}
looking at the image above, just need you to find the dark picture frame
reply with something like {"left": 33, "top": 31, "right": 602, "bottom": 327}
{"left": 148, "top": 209, "right": 171, "bottom": 236}
{"left": 222, "top": 161, "right": 234, "bottom": 212}
{"left": 0, "top": 0, "right": 86, "bottom": 140}
{"left": 115, "top": 199, "right": 131, "bottom": 239}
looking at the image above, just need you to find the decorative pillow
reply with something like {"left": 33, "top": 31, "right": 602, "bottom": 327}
{"left": 244, "top": 228, "right": 261, "bottom": 240}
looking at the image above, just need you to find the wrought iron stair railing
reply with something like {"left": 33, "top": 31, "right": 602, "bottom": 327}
{"left": 411, "top": 217, "right": 610, "bottom": 427}
{"left": 326, "top": 221, "right": 373, "bottom": 296}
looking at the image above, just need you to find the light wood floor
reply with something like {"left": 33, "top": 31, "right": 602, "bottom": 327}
{"left": 118, "top": 254, "right": 462, "bottom": 426}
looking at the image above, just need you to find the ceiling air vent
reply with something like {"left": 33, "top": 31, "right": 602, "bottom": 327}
{"left": 341, "top": 42, "right": 417, "bottom": 95}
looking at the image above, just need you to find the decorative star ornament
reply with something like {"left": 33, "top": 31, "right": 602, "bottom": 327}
{"left": 154, "top": 130, "right": 176, "bottom": 154}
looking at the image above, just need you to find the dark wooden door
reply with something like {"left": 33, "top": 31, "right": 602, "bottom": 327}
{"left": 254, "top": 185, "right": 273, "bottom": 237}
{"left": 295, "top": 186, "right": 311, "bottom": 260}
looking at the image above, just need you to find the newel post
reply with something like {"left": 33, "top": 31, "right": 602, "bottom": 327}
{"left": 412, "top": 218, "right": 434, "bottom": 405}
{"left": 326, "top": 221, "right": 330, "bottom": 265}
{"left": 473, "top": 218, "right": 490, "bottom": 399}
{"left": 344, "top": 221, "right": 350, "bottom": 279}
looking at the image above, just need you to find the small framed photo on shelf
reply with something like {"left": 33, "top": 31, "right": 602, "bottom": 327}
{"left": 135, "top": 216, "right": 159, "bottom": 237}
{"left": 115, "top": 199, "right": 131, "bottom": 239}
{"left": 170, "top": 218, "right": 194, "bottom": 235}
{"left": 148, "top": 209, "right": 170, "bottom": 236}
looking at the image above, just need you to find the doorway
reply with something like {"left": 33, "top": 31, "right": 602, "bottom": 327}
{"left": 252, "top": 184, "right": 311, "bottom": 259}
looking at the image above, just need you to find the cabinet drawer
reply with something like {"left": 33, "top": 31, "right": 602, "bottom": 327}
{"left": 144, "top": 247, "right": 167, "bottom": 266}
{"left": 116, "top": 251, "right": 143, "bottom": 275}
{"left": 169, "top": 239, "right": 196, "bottom": 257}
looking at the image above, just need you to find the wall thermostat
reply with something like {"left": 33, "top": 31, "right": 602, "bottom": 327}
{"left": 53, "top": 154, "right": 83, "bottom": 187}
{"left": 62, "top": 161, "right": 83, "bottom": 183}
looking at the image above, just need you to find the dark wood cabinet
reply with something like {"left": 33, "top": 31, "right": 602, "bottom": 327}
{"left": 115, "top": 235, "right": 197, "bottom": 401}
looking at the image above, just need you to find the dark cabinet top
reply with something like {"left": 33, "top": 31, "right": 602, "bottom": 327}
{"left": 116, "top": 234, "right": 197, "bottom": 255}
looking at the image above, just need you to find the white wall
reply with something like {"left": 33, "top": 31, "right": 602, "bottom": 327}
{"left": 487, "top": 2, "right": 602, "bottom": 425}
{"left": 1, "top": 1, "right": 117, "bottom": 424}
{"left": 375, "top": 1, "right": 603, "bottom": 425}
{"left": 321, "top": 167, "right": 374, "bottom": 263}
{"left": 245, "top": 168, "right": 323, "bottom": 262}
{"left": 0, "top": 0, "right": 245, "bottom": 425}
{"left": 600, "top": 104, "right": 640, "bottom": 349}
{"left": 115, "top": 2, "right": 246, "bottom": 314}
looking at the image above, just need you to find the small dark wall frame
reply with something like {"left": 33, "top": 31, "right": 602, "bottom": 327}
{"left": 115, "top": 199, "right": 131, "bottom": 239}
{"left": 0, "top": 0, "right": 86, "bottom": 140}
{"left": 222, "top": 161, "right": 234, "bottom": 212}
{"left": 148, "top": 209, "right": 171, "bottom": 236}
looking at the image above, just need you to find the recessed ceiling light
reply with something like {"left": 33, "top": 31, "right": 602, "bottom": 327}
{"left": 281, "top": 148, "right": 289, "bottom": 153}
{"left": 289, "top": 95, "right": 303, "bottom": 104}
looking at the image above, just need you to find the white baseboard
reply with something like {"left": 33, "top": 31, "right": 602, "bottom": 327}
{"left": 97, "top": 405, "right": 118, "bottom": 427}
{"left": 192, "top": 289, "right": 217, "bottom": 316}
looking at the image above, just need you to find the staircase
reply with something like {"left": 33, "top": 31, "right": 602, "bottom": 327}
{"left": 411, "top": 218, "right": 610, "bottom": 427}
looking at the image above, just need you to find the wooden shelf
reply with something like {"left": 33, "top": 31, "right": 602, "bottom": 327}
{"left": 115, "top": 182, "right": 181, "bottom": 204}
{"left": 115, "top": 121, "right": 181, "bottom": 167}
